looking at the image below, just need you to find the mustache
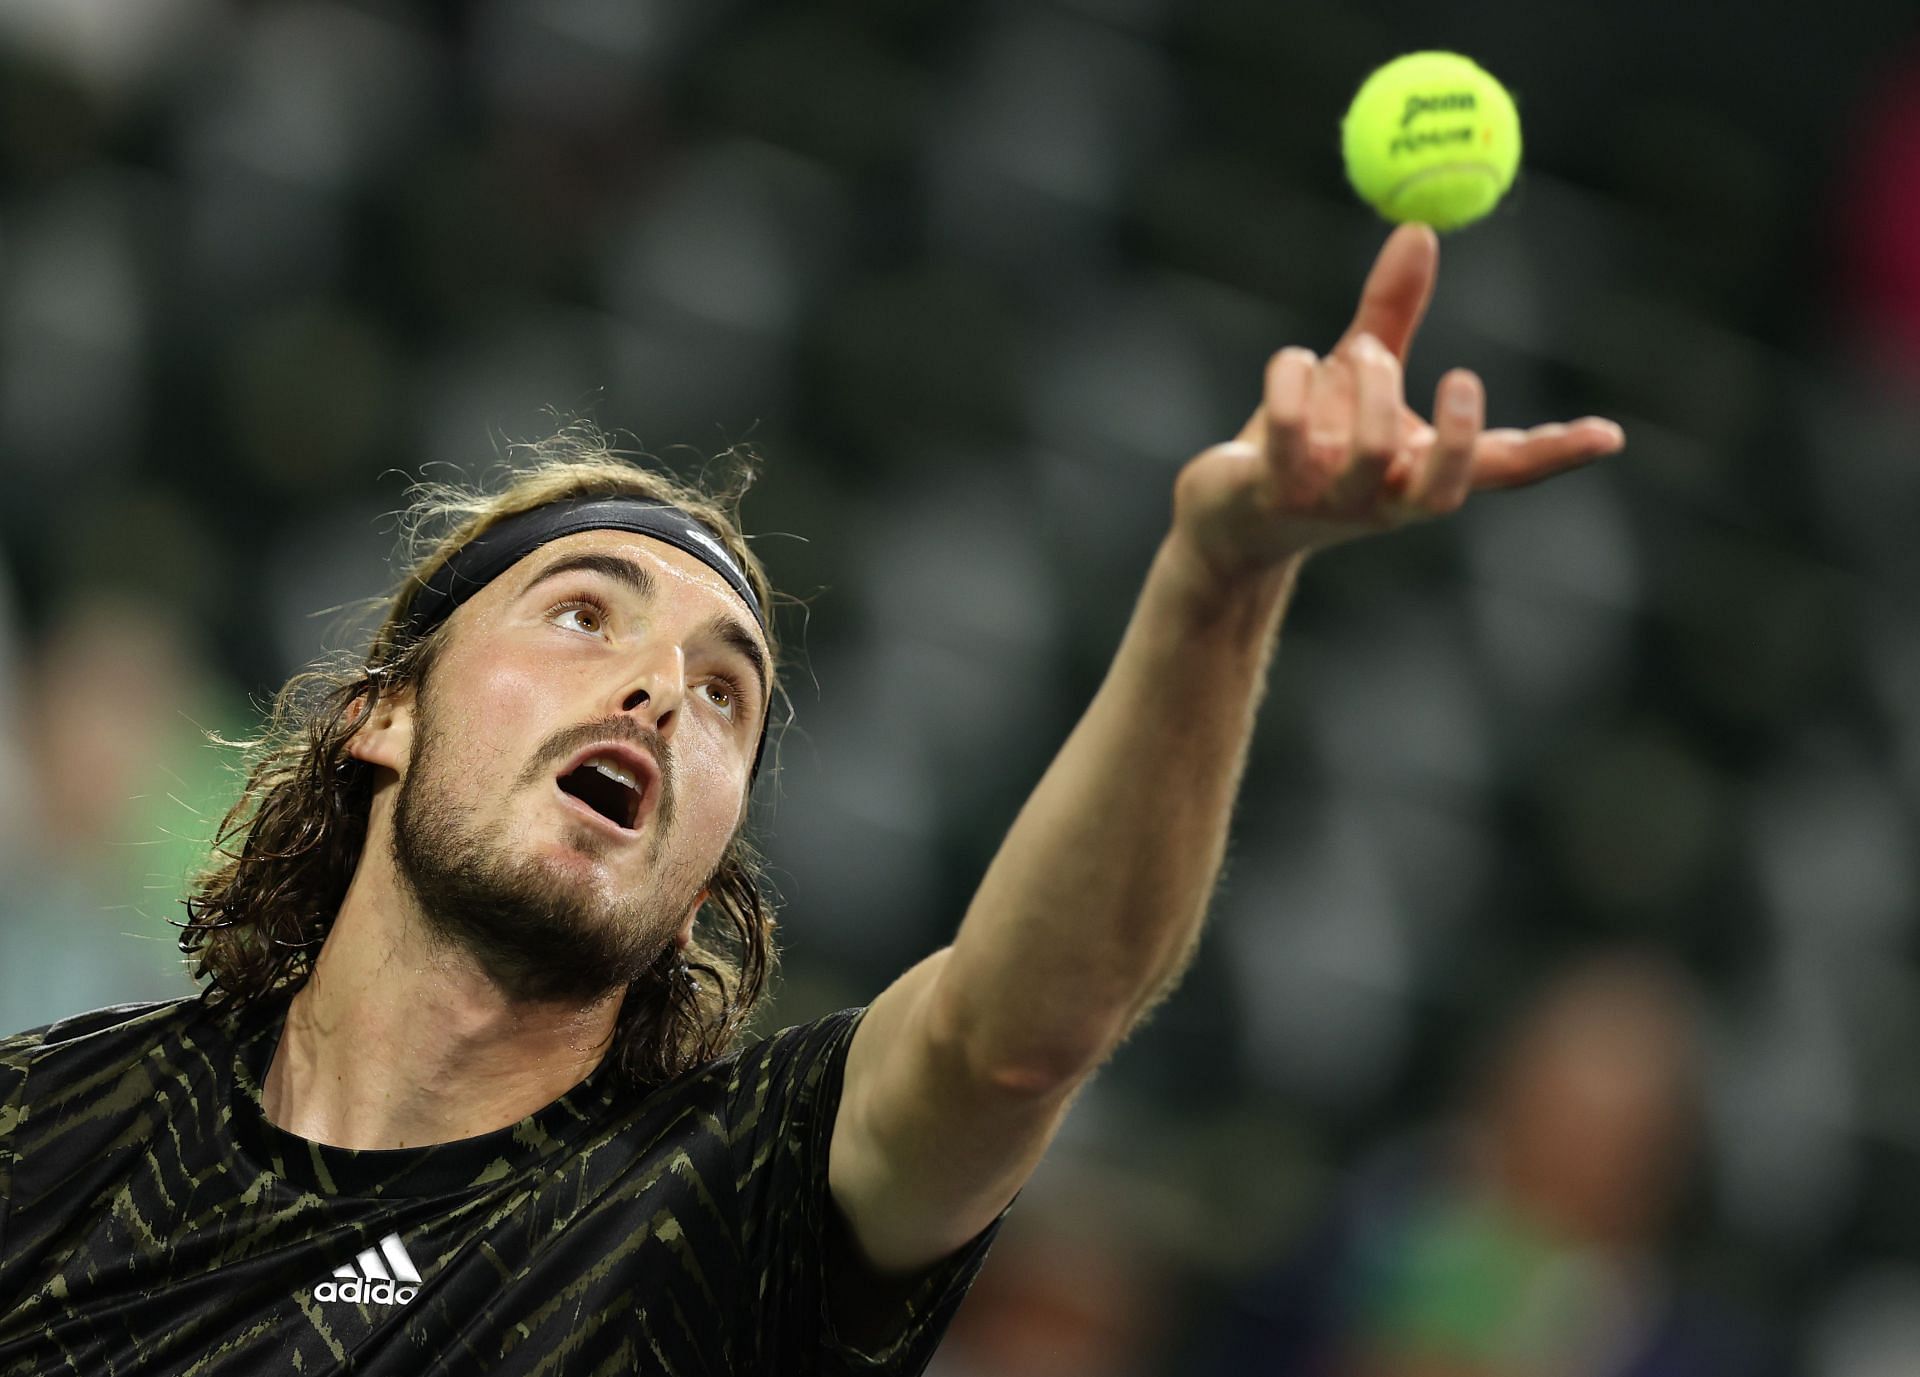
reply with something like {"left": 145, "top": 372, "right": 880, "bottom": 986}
{"left": 517, "top": 716, "right": 676, "bottom": 827}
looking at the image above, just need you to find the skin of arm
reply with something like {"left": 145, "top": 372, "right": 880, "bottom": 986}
{"left": 825, "top": 224, "right": 1628, "bottom": 1285}
{"left": 827, "top": 535, "right": 1295, "bottom": 1285}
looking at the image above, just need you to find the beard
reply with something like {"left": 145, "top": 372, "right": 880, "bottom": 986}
{"left": 390, "top": 702, "right": 692, "bottom": 1006}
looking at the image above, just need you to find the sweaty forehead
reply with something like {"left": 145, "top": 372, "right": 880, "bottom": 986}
{"left": 498, "top": 530, "right": 761, "bottom": 635}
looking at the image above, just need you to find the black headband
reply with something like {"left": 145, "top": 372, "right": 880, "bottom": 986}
{"left": 403, "top": 496, "right": 765, "bottom": 643}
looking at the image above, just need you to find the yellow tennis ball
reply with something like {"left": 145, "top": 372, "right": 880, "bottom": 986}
{"left": 1341, "top": 51, "right": 1522, "bottom": 231}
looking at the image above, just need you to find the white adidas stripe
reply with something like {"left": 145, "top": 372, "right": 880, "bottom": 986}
{"left": 379, "top": 1233, "right": 424, "bottom": 1284}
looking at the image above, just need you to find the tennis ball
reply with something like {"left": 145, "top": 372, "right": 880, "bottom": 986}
{"left": 1341, "top": 51, "right": 1521, "bottom": 231}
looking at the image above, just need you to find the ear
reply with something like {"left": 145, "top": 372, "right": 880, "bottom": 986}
{"left": 674, "top": 888, "right": 710, "bottom": 951}
{"left": 345, "top": 678, "right": 415, "bottom": 773}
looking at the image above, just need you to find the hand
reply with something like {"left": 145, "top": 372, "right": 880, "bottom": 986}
{"left": 1170, "top": 224, "right": 1626, "bottom": 584}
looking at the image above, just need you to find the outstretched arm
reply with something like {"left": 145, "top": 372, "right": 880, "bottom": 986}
{"left": 828, "top": 223, "right": 1625, "bottom": 1281}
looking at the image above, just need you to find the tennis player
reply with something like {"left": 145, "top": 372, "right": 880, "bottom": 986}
{"left": 0, "top": 225, "right": 1623, "bottom": 1374}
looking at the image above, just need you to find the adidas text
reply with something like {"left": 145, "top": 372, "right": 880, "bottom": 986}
{"left": 314, "top": 1276, "right": 418, "bottom": 1306}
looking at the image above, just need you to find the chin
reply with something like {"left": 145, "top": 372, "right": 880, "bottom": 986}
{"left": 527, "top": 839, "right": 630, "bottom": 910}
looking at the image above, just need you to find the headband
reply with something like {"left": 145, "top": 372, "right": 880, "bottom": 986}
{"left": 403, "top": 496, "right": 765, "bottom": 643}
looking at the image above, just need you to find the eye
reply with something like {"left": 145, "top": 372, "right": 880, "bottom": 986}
{"left": 549, "top": 597, "right": 609, "bottom": 636}
{"left": 698, "top": 678, "right": 738, "bottom": 720}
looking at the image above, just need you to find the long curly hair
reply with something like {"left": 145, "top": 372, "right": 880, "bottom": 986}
{"left": 179, "top": 426, "right": 785, "bottom": 1084}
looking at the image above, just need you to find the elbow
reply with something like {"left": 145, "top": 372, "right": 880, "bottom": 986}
{"left": 975, "top": 1049, "right": 1104, "bottom": 1099}
{"left": 923, "top": 971, "right": 1116, "bottom": 1100}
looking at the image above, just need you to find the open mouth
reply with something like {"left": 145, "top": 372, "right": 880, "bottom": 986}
{"left": 556, "top": 756, "right": 646, "bottom": 832}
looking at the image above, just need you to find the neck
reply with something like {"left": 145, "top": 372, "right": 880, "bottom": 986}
{"left": 260, "top": 852, "right": 623, "bottom": 1151}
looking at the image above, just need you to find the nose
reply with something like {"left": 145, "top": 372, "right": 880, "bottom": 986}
{"left": 614, "top": 640, "right": 686, "bottom": 738}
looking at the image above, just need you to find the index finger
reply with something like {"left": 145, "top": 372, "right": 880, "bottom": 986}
{"left": 1332, "top": 223, "right": 1440, "bottom": 364}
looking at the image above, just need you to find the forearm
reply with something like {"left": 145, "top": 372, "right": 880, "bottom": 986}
{"left": 933, "top": 532, "right": 1301, "bottom": 1088}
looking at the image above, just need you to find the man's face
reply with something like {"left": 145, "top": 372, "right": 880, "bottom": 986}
{"left": 357, "top": 529, "right": 770, "bottom": 1004}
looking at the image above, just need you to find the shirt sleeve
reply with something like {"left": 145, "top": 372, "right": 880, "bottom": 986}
{"left": 0, "top": 1026, "right": 44, "bottom": 1260}
{"left": 726, "top": 1007, "right": 1005, "bottom": 1376}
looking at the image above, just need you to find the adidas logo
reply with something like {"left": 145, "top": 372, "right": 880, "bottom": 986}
{"left": 679, "top": 522, "right": 741, "bottom": 577}
{"left": 312, "top": 1233, "right": 424, "bottom": 1306}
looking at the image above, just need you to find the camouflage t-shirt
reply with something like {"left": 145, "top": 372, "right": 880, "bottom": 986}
{"left": 0, "top": 997, "right": 1000, "bottom": 1375}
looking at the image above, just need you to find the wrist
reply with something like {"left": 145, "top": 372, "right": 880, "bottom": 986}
{"left": 1149, "top": 530, "right": 1302, "bottom": 644}
{"left": 1157, "top": 525, "right": 1306, "bottom": 611}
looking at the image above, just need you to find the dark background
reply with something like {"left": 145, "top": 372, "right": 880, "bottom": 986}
{"left": 2, "top": 1, "right": 1918, "bottom": 1371}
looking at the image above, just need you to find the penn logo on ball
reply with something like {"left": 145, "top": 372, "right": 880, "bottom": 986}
{"left": 1341, "top": 51, "right": 1522, "bottom": 232}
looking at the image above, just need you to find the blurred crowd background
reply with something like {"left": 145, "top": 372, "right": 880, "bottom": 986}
{"left": 2, "top": 0, "right": 1918, "bottom": 1372}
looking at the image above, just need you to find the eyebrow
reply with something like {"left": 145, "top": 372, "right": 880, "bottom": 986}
{"left": 523, "top": 551, "right": 656, "bottom": 603}
{"left": 521, "top": 550, "right": 769, "bottom": 705}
